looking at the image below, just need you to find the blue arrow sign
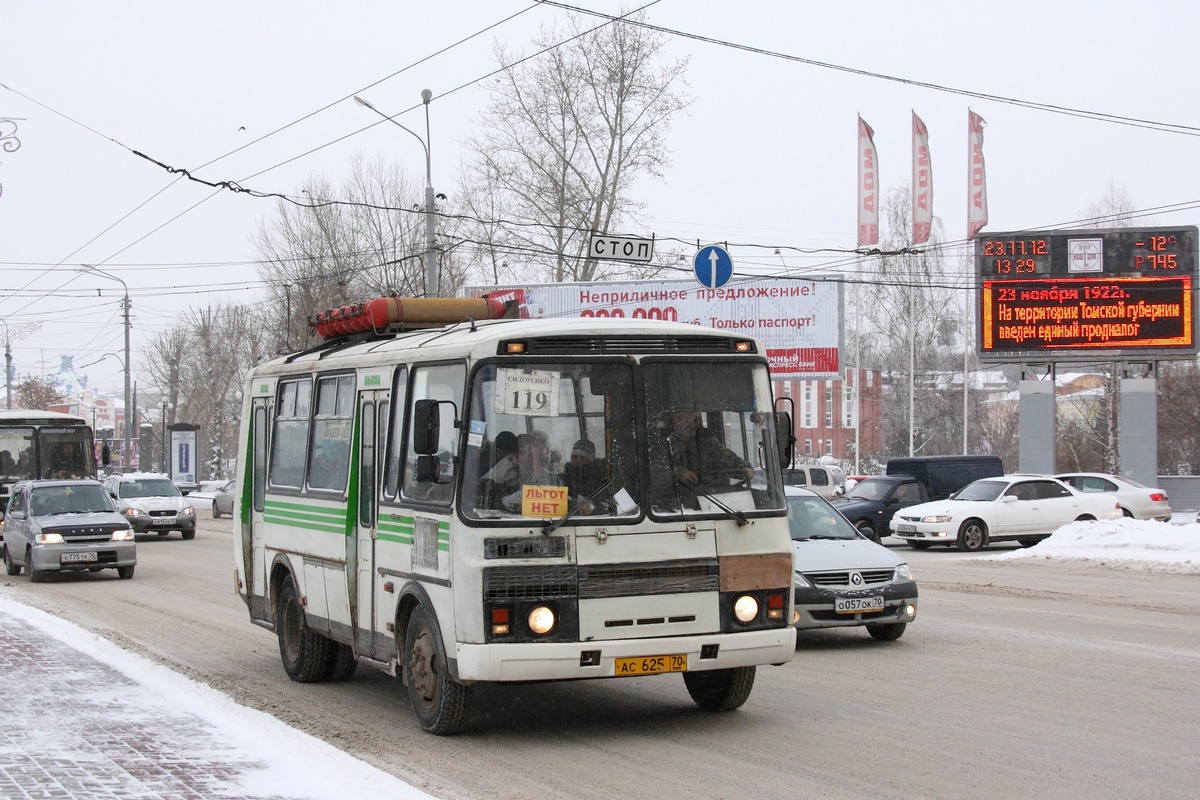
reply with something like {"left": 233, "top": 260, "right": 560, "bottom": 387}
{"left": 694, "top": 244, "right": 734, "bottom": 289}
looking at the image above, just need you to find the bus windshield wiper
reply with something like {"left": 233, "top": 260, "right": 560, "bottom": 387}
{"left": 675, "top": 478, "right": 750, "bottom": 527}
{"left": 541, "top": 480, "right": 613, "bottom": 535}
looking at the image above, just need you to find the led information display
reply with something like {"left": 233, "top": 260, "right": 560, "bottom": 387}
{"left": 976, "top": 226, "right": 1197, "bottom": 358}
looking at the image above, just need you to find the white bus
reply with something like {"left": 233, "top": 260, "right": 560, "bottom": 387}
{"left": 232, "top": 297, "right": 797, "bottom": 734}
{"left": 0, "top": 409, "right": 97, "bottom": 505}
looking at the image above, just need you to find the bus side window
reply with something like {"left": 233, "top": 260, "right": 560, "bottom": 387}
{"left": 402, "top": 363, "right": 464, "bottom": 504}
{"left": 269, "top": 378, "right": 311, "bottom": 489}
{"left": 383, "top": 369, "right": 407, "bottom": 500}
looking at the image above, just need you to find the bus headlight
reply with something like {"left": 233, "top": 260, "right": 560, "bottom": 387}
{"left": 527, "top": 605, "right": 556, "bottom": 635}
{"left": 733, "top": 595, "right": 759, "bottom": 623}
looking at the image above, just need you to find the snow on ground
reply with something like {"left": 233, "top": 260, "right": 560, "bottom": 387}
{"left": 982, "top": 517, "right": 1200, "bottom": 573}
{"left": 0, "top": 597, "right": 436, "bottom": 800}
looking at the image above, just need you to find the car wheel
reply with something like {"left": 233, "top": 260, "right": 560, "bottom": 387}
{"left": 181, "top": 529, "right": 196, "bottom": 540}
{"left": 1121, "top": 507, "right": 1134, "bottom": 519}
{"left": 26, "top": 548, "right": 45, "bottom": 583}
{"left": 683, "top": 666, "right": 756, "bottom": 711}
{"left": 956, "top": 519, "right": 987, "bottom": 552}
{"left": 212, "top": 500, "right": 221, "bottom": 519}
{"left": 855, "top": 520, "right": 880, "bottom": 543}
{"left": 908, "top": 542, "right": 932, "bottom": 550}
{"left": 277, "top": 575, "right": 332, "bottom": 683}
{"left": 1018, "top": 538, "right": 1041, "bottom": 548}
{"left": 117, "top": 565, "right": 135, "bottom": 579}
{"left": 867, "top": 623, "right": 906, "bottom": 641}
{"left": 3, "top": 545, "right": 21, "bottom": 576}
{"left": 404, "top": 604, "right": 469, "bottom": 735}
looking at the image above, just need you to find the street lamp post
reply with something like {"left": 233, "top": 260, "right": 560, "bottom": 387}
{"left": 160, "top": 398, "right": 172, "bottom": 473}
{"left": 79, "top": 265, "right": 132, "bottom": 472}
{"left": 1, "top": 320, "right": 42, "bottom": 409}
{"left": 353, "top": 91, "right": 439, "bottom": 297}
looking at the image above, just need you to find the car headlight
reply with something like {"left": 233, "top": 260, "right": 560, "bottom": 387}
{"left": 921, "top": 514, "right": 953, "bottom": 523}
{"left": 123, "top": 508, "right": 141, "bottom": 518}
{"left": 34, "top": 532, "right": 65, "bottom": 544}
{"left": 179, "top": 506, "right": 195, "bottom": 517}
{"left": 111, "top": 527, "right": 134, "bottom": 541}
{"left": 895, "top": 563, "right": 912, "bottom": 580}
{"left": 793, "top": 571, "right": 813, "bottom": 589}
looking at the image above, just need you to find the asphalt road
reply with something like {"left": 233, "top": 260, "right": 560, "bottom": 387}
{"left": 4, "top": 513, "right": 1198, "bottom": 800}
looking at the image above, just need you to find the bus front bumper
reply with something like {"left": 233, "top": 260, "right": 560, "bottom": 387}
{"left": 454, "top": 627, "right": 796, "bottom": 683}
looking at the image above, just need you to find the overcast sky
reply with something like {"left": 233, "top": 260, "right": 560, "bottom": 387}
{"left": 2, "top": 1, "right": 1196, "bottom": 396}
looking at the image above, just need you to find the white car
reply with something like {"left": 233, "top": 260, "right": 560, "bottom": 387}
{"left": 1054, "top": 473, "right": 1171, "bottom": 522}
{"left": 787, "top": 487, "right": 917, "bottom": 640}
{"left": 890, "top": 475, "right": 1123, "bottom": 552}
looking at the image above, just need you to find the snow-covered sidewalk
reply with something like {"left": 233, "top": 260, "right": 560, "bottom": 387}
{"left": 0, "top": 598, "right": 435, "bottom": 800}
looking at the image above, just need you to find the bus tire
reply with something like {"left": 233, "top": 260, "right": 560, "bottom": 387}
{"left": 324, "top": 642, "right": 359, "bottom": 681}
{"left": 683, "top": 666, "right": 756, "bottom": 711}
{"left": 276, "top": 576, "right": 331, "bottom": 683}
{"left": 404, "top": 605, "right": 469, "bottom": 735}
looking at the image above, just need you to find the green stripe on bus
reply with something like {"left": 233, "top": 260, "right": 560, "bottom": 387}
{"left": 262, "top": 515, "right": 349, "bottom": 535}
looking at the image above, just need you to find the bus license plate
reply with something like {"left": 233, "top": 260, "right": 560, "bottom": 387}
{"left": 835, "top": 596, "right": 884, "bottom": 614}
{"left": 614, "top": 654, "right": 687, "bottom": 676}
{"left": 61, "top": 552, "right": 97, "bottom": 563}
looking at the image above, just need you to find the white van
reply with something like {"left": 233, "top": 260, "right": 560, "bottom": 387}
{"left": 782, "top": 464, "right": 846, "bottom": 499}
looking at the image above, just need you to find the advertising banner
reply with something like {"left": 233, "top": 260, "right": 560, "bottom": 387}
{"left": 912, "top": 112, "right": 932, "bottom": 244}
{"left": 469, "top": 278, "right": 843, "bottom": 379}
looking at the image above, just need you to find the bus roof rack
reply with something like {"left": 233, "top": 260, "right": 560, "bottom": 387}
{"left": 310, "top": 296, "right": 518, "bottom": 341}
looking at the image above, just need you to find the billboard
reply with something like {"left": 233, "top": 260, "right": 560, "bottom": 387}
{"left": 469, "top": 278, "right": 843, "bottom": 379}
{"left": 976, "top": 226, "right": 1197, "bottom": 360}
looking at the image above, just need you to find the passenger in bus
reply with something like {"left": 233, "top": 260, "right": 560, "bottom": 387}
{"left": 564, "top": 439, "right": 609, "bottom": 514}
{"left": 309, "top": 442, "right": 348, "bottom": 490}
{"left": 479, "top": 432, "right": 553, "bottom": 511}
{"left": 0, "top": 450, "right": 14, "bottom": 475}
{"left": 45, "top": 442, "right": 87, "bottom": 479}
{"left": 656, "top": 410, "right": 754, "bottom": 502}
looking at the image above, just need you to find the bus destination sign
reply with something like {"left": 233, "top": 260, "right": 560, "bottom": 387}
{"left": 976, "top": 226, "right": 1198, "bottom": 358}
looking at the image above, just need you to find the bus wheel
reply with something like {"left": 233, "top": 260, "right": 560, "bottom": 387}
{"left": 404, "top": 605, "right": 469, "bottom": 735}
{"left": 277, "top": 576, "right": 331, "bottom": 682}
{"left": 683, "top": 666, "right": 756, "bottom": 711}
{"left": 324, "top": 642, "right": 359, "bottom": 681}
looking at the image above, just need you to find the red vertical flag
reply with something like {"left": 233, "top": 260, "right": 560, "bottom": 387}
{"left": 857, "top": 116, "right": 879, "bottom": 246}
{"left": 967, "top": 110, "right": 989, "bottom": 239}
{"left": 912, "top": 112, "right": 932, "bottom": 244}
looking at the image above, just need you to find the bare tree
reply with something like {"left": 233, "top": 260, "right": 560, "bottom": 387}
{"left": 253, "top": 154, "right": 465, "bottom": 353}
{"left": 14, "top": 376, "right": 61, "bottom": 410}
{"left": 460, "top": 9, "right": 689, "bottom": 285}
{"left": 852, "top": 185, "right": 977, "bottom": 456}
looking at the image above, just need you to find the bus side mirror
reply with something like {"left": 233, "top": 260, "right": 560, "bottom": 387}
{"left": 774, "top": 411, "right": 795, "bottom": 467}
{"left": 413, "top": 399, "right": 441, "bottom": 456}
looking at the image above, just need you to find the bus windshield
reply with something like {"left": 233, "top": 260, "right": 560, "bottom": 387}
{"left": 460, "top": 359, "right": 783, "bottom": 523}
{"left": 0, "top": 424, "right": 95, "bottom": 483}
